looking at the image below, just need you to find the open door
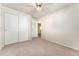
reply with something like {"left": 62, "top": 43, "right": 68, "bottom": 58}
{"left": 38, "top": 23, "right": 41, "bottom": 37}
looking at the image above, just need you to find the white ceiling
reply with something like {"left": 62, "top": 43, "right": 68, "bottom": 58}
{"left": 2, "top": 3, "right": 74, "bottom": 19}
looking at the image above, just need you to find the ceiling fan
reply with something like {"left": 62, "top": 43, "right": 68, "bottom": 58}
{"left": 25, "top": 3, "right": 44, "bottom": 12}
{"left": 35, "top": 3, "right": 43, "bottom": 12}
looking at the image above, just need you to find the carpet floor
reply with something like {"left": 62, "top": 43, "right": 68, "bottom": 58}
{"left": 0, "top": 37, "right": 79, "bottom": 56}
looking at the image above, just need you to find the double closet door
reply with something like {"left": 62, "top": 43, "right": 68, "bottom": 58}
{"left": 4, "top": 12, "right": 28, "bottom": 45}
{"left": 5, "top": 13, "right": 18, "bottom": 45}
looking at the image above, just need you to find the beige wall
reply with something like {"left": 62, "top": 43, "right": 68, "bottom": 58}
{"left": 0, "top": 4, "right": 2, "bottom": 49}
{"left": 0, "top": 4, "right": 4, "bottom": 50}
{"left": 40, "top": 4, "right": 79, "bottom": 50}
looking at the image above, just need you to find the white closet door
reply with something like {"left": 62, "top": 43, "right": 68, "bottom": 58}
{"left": 19, "top": 15, "right": 28, "bottom": 42}
{"left": 5, "top": 13, "right": 18, "bottom": 45}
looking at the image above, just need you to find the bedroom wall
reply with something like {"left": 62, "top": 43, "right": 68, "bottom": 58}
{"left": 0, "top": 4, "right": 3, "bottom": 50}
{"left": 39, "top": 4, "right": 79, "bottom": 50}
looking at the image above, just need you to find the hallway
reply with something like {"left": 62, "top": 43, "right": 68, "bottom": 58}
{"left": 0, "top": 37, "right": 79, "bottom": 56}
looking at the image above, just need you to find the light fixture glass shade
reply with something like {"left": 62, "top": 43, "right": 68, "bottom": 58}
{"left": 36, "top": 6, "right": 42, "bottom": 12}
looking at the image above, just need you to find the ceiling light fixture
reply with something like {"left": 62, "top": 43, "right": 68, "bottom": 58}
{"left": 35, "top": 3, "right": 43, "bottom": 12}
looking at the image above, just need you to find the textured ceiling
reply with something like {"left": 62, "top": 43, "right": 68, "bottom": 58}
{"left": 2, "top": 3, "right": 74, "bottom": 19}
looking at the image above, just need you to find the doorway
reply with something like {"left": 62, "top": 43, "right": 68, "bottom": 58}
{"left": 38, "top": 23, "right": 41, "bottom": 37}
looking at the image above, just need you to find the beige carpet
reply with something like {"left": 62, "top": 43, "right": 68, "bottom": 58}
{"left": 0, "top": 37, "right": 79, "bottom": 56}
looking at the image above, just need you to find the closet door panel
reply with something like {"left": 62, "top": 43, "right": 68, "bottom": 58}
{"left": 19, "top": 15, "right": 28, "bottom": 42}
{"left": 5, "top": 13, "right": 18, "bottom": 45}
